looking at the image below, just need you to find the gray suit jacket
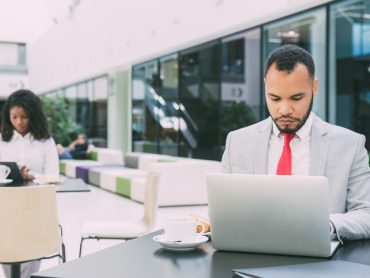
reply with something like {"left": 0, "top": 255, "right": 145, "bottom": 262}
{"left": 221, "top": 113, "right": 370, "bottom": 241}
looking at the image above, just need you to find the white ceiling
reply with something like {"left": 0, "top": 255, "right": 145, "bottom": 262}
{"left": 0, "top": 0, "right": 331, "bottom": 45}
{"left": 0, "top": 0, "right": 72, "bottom": 44}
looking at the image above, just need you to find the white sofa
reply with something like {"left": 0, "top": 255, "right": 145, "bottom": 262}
{"left": 61, "top": 150, "right": 221, "bottom": 206}
{"left": 130, "top": 160, "right": 221, "bottom": 206}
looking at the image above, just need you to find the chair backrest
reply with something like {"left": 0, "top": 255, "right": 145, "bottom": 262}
{"left": 0, "top": 185, "right": 61, "bottom": 263}
{"left": 142, "top": 172, "right": 160, "bottom": 227}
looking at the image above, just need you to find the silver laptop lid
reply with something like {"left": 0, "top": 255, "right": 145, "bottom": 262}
{"left": 207, "top": 174, "right": 332, "bottom": 257}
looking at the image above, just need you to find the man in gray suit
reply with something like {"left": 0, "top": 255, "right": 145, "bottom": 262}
{"left": 221, "top": 44, "right": 370, "bottom": 242}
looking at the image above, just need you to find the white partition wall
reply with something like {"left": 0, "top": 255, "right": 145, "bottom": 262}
{"left": 108, "top": 67, "right": 131, "bottom": 153}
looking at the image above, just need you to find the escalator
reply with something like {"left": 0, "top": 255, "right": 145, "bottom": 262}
{"left": 144, "top": 84, "right": 198, "bottom": 149}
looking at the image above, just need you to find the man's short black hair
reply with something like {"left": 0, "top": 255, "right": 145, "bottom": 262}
{"left": 264, "top": 44, "right": 315, "bottom": 78}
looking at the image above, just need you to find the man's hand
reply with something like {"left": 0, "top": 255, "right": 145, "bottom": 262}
{"left": 19, "top": 165, "right": 35, "bottom": 181}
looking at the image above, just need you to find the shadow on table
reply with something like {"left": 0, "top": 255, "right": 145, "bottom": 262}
{"left": 332, "top": 240, "right": 370, "bottom": 265}
{"left": 153, "top": 247, "right": 210, "bottom": 277}
{"left": 211, "top": 250, "right": 325, "bottom": 278}
{"left": 154, "top": 248, "right": 207, "bottom": 267}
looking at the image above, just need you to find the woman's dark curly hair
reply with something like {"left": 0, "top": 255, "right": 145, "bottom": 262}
{"left": 1, "top": 89, "right": 50, "bottom": 142}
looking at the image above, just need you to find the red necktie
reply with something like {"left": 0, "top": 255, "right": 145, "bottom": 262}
{"left": 276, "top": 133, "right": 295, "bottom": 175}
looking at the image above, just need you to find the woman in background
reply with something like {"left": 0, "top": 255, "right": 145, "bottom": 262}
{"left": 0, "top": 89, "right": 59, "bottom": 278}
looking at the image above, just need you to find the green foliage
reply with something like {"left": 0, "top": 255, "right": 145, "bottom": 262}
{"left": 41, "top": 94, "right": 84, "bottom": 146}
{"left": 197, "top": 99, "right": 257, "bottom": 147}
{"left": 220, "top": 101, "right": 257, "bottom": 141}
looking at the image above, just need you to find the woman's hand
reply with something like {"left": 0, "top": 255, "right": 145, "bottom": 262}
{"left": 19, "top": 165, "right": 35, "bottom": 181}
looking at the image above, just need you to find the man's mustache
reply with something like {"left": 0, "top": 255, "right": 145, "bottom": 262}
{"left": 275, "top": 116, "right": 300, "bottom": 121}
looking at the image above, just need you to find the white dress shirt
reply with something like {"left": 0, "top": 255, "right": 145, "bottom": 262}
{"left": 268, "top": 113, "right": 313, "bottom": 175}
{"left": 267, "top": 113, "right": 337, "bottom": 236}
{"left": 0, "top": 130, "right": 59, "bottom": 175}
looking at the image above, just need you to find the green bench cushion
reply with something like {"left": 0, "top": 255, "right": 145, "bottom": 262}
{"left": 60, "top": 161, "right": 66, "bottom": 175}
{"left": 116, "top": 177, "right": 131, "bottom": 197}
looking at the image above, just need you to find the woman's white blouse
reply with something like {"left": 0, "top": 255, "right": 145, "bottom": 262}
{"left": 0, "top": 131, "right": 59, "bottom": 175}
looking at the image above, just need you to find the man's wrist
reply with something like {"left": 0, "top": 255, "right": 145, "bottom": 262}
{"left": 330, "top": 221, "right": 335, "bottom": 234}
{"left": 330, "top": 221, "right": 336, "bottom": 234}
{"left": 329, "top": 221, "right": 337, "bottom": 240}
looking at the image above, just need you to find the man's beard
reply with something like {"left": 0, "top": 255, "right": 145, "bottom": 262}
{"left": 272, "top": 95, "right": 313, "bottom": 134}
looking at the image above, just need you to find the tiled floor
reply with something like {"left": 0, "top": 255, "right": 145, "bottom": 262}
{"left": 0, "top": 185, "right": 208, "bottom": 277}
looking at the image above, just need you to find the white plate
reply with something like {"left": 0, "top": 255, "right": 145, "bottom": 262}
{"left": 0, "top": 179, "right": 13, "bottom": 184}
{"left": 153, "top": 234, "right": 208, "bottom": 251}
{"left": 33, "top": 179, "right": 60, "bottom": 185}
{"left": 33, "top": 175, "right": 61, "bottom": 184}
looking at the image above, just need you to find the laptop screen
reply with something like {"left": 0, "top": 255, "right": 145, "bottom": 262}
{"left": 206, "top": 173, "right": 337, "bottom": 257}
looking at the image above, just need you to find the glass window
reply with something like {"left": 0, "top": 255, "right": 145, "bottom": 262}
{"left": 221, "top": 28, "right": 262, "bottom": 150}
{"left": 330, "top": 0, "right": 370, "bottom": 151}
{"left": 64, "top": 86, "right": 77, "bottom": 122}
{"left": 76, "top": 82, "right": 90, "bottom": 132}
{"left": 83, "top": 80, "right": 95, "bottom": 138}
{"left": 18, "top": 44, "right": 26, "bottom": 66}
{"left": 91, "top": 76, "right": 108, "bottom": 147}
{"left": 263, "top": 8, "right": 327, "bottom": 120}
{"left": 0, "top": 43, "right": 18, "bottom": 65}
{"left": 158, "top": 54, "right": 179, "bottom": 156}
{"left": 44, "top": 77, "right": 107, "bottom": 147}
{"left": 179, "top": 40, "right": 221, "bottom": 160}
{"left": 132, "top": 55, "right": 180, "bottom": 156}
{"left": 0, "top": 42, "right": 27, "bottom": 73}
{"left": 94, "top": 77, "right": 108, "bottom": 100}
{"left": 132, "top": 61, "right": 160, "bottom": 153}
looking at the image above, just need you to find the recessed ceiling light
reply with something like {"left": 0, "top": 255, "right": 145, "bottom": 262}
{"left": 277, "top": 31, "right": 299, "bottom": 38}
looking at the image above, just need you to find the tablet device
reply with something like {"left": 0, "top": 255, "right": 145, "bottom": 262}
{"left": 0, "top": 162, "right": 25, "bottom": 186}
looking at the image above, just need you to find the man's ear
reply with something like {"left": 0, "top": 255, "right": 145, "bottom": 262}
{"left": 313, "top": 78, "right": 319, "bottom": 97}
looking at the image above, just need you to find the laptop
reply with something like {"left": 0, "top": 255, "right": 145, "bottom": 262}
{"left": 0, "top": 162, "right": 25, "bottom": 186}
{"left": 206, "top": 173, "right": 340, "bottom": 258}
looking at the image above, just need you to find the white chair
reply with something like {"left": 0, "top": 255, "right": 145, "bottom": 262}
{"left": 79, "top": 172, "right": 160, "bottom": 257}
{"left": 0, "top": 185, "right": 65, "bottom": 278}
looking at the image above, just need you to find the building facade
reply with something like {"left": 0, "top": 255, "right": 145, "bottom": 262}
{"left": 29, "top": 0, "right": 370, "bottom": 159}
{"left": 132, "top": 0, "right": 370, "bottom": 160}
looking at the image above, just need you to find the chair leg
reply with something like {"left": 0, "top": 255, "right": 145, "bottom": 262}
{"left": 10, "top": 264, "right": 21, "bottom": 278}
{"left": 59, "top": 224, "right": 66, "bottom": 263}
{"left": 79, "top": 237, "right": 85, "bottom": 257}
{"left": 59, "top": 224, "right": 64, "bottom": 237}
{"left": 62, "top": 242, "right": 67, "bottom": 263}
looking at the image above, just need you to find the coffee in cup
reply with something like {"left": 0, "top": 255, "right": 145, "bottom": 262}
{"left": 0, "top": 165, "right": 11, "bottom": 180}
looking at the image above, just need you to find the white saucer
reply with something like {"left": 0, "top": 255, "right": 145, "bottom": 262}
{"left": 0, "top": 179, "right": 13, "bottom": 184}
{"left": 33, "top": 179, "right": 60, "bottom": 185}
{"left": 33, "top": 175, "right": 61, "bottom": 185}
{"left": 153, "top": 234, "right": 208, "bottom": 251}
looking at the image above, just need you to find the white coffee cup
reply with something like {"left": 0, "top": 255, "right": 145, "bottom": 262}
{"left": 0, "top": 165, "right": 11, "bottom": 180}
{"left": 164, "top": 219, "right": 198, "bottom": 242}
